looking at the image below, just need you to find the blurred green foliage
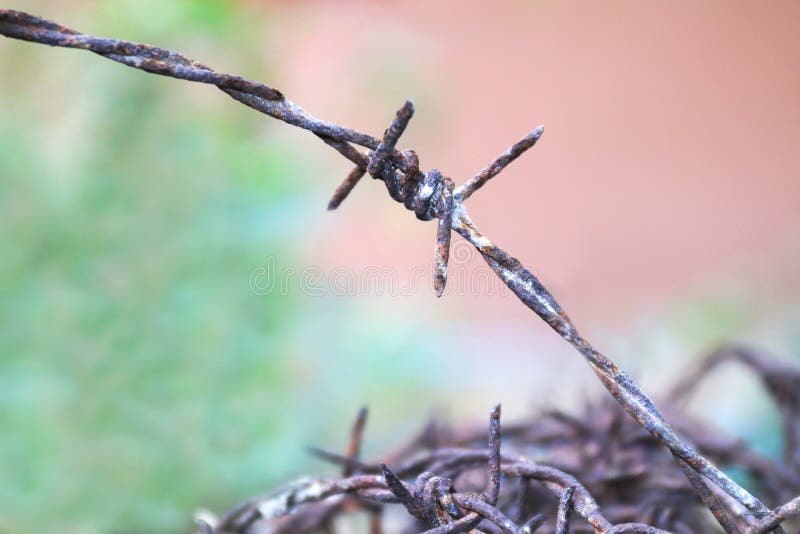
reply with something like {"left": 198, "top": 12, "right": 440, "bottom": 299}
{"left": 0, "top": 2, "right": 447, "bottom": 532}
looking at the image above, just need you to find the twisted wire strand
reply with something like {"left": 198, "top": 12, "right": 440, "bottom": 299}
{"left": 2, "top": 9, "right": 797, "bottom": 533}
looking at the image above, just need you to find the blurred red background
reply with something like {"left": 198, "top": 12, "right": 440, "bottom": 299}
{"left": 260, "top": 0, "right": 799, "bottom": 326}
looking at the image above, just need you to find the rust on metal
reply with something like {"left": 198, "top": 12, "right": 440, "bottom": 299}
{"left": 434, "top": 177, "right": 455, "bottom": 297}
{"left": 455, "top": 124, "right": 545, "bottom": 202}
{"left": 2, "top": 9, "right": 799, "bottom": 534}
{"left": 204, "top": 367, "right": 800, "bottom": 533}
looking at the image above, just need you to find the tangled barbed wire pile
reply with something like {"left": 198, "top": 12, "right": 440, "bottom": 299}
{"left": 1, "top": 9, "right": 798, "bottom": 533}
{"left": 201, "top": 345, "right": 799, "bottom": 534}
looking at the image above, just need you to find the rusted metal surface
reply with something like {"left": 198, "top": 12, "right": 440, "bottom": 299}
{"left": 344, "top": 407, "right": 369, "bottom": 478}
{"left": 749, "top": 497, "right": 800, "bottom": 534}
{"left": 455, "top": 125, "right": 545, "bottom": 202}
{"left": 555, "top": 486, "right": 575, "bottom": 534}
{"left": 2, "top": 9, "right": 798, "bottom": 533}
{"left": 484, "top": 404, "right": 502, "bottom": 506}
{"left": 198, "top": 353, "right": 800, "bottom": 532}
{"left": 677, "top": 458, "right": 742, "bottom": 533}
{"left": 327, "top": 165, "right": 366, "bottom": 211}
{"left": 0, "top": 10, "right": 283, "bottom": 101}
{"left": 434, "top": 177, "right": 455, "bottom": 297}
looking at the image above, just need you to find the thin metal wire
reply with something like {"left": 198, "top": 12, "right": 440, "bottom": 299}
{"left": 2, "top": 9, "right": 798, "bottom": 534}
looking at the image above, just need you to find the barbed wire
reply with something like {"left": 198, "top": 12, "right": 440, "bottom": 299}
{"left": 199, "top": 344, "right": 799, "bottom": 533}
{"left": 1, "top": 9, "right": 797, "bottom": 533}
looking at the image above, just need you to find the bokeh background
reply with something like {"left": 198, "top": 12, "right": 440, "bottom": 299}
{"left": 1, "top": 1, "right": 799, "bottom": 532}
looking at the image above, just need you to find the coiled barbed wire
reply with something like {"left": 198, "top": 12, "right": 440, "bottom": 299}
{"left": 1, "top": 9, "right": 798, "bottom": 534}
{"left": 200, "top": 347, "right": 800, "bottom": 533}
{"left": 208, "top": 404, "right": 671, "bottom": 534}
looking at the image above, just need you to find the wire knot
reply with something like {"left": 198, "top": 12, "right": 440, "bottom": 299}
{"left": 325, "top": 99, "right": 543, "bottom": 298}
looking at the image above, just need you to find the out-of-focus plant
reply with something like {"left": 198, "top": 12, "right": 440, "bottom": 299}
{"left": 0, "top": 2, "right": 420, "bottom": 532}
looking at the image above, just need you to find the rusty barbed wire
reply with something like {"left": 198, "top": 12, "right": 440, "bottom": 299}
{"left": 197, "top": 346, "right": 800, "bottom": 533}
{"left": 1, "top": 9, "right": 798, "bottom": 533}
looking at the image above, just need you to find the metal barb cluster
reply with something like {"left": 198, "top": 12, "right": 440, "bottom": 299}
{"left": 2, "top": 9, "right": 799, "bottom": 534}
{"left": 202, "top": 403, "right": 671, "bottom": 534}
{"left": 322, "top": 99, "right": 542, "bottom": 297}
{"left": 197, "top": 348, "right": 800, "bottom": 532}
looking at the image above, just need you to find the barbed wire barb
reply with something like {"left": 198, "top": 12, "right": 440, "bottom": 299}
{"left": 455, "top": 125, "right": 545, "bottom": 202}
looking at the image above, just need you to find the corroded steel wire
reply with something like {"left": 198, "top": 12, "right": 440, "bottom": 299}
{"left": 1, "top": 9, "right": 797, "bottom": 533}
{"left": 209, "top": 405, "right": 673, "bottom": 533}
{"left": 201, "top": 368, "right": 800, "bottom": 533}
